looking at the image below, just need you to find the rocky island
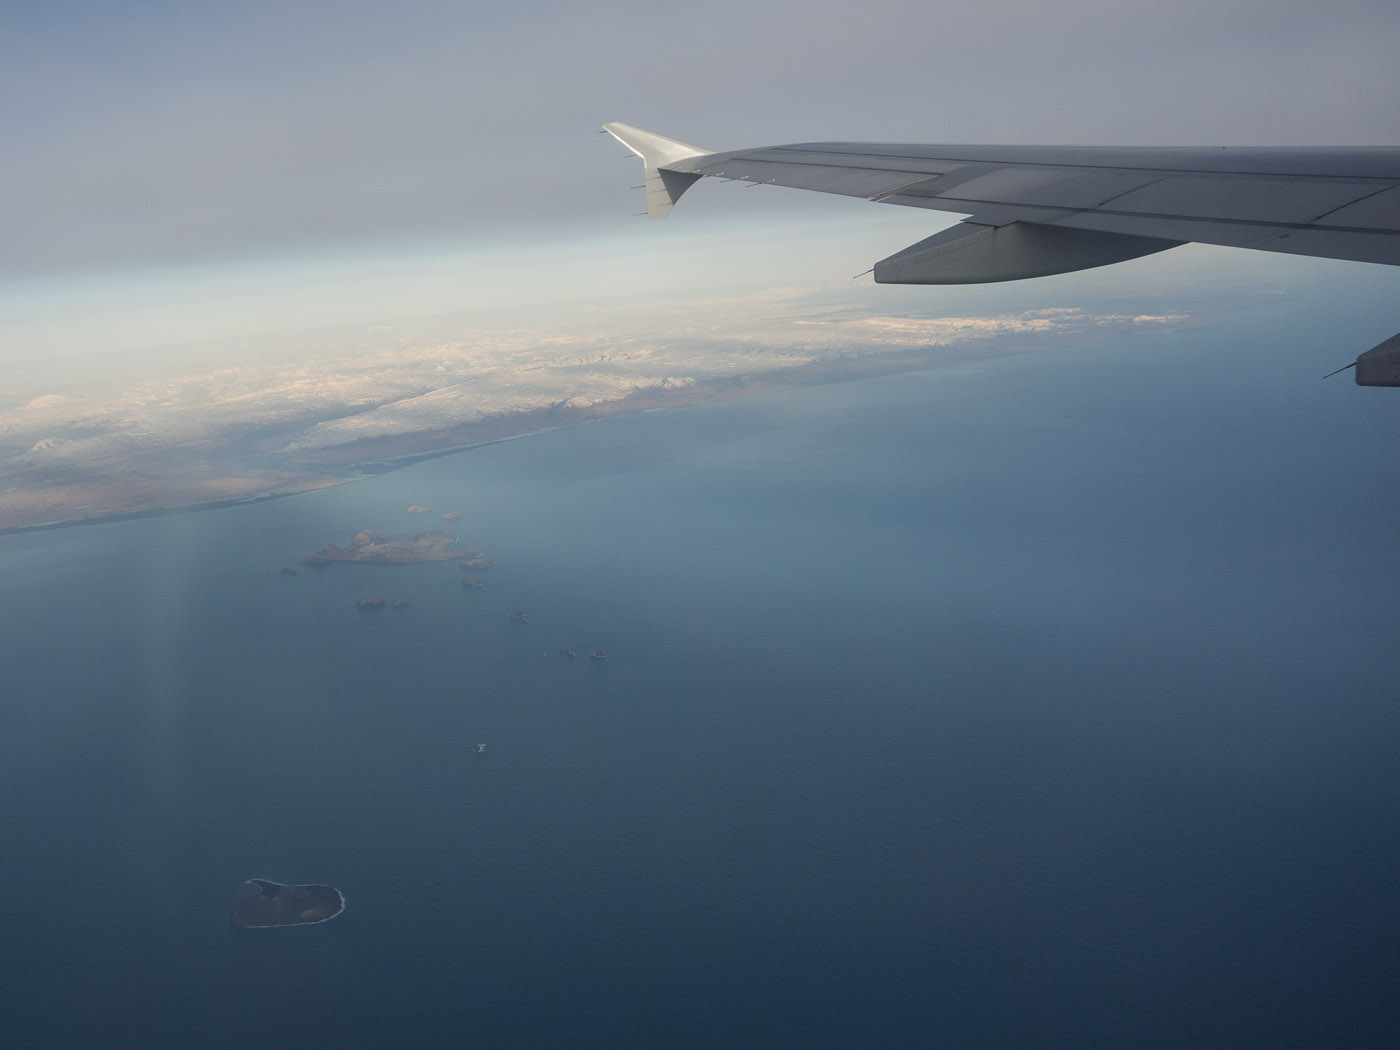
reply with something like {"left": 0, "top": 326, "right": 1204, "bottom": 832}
{"left": 304, "top": 530, "right": 466, "bottom": 565}
{"left": 229, "top": 879, "right": 345, "bottom": 929}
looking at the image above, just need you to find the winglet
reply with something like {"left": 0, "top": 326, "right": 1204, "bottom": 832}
{"left": 603, "top": 122, "right": 713, "bottom": 219}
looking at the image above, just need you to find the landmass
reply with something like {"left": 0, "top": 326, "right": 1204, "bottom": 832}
{"left": 229, "top": 879, "right": 345, "bottom": 929}
{"left": 0, "top": 301, "right": 1200, "bottom": 533}
{"left": 305, "top": 530, "right": 465, "bottom": 564}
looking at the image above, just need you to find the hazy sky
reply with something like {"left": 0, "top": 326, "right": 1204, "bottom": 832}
{"left": 4, "top": 0, "right": 1400, "bottom": 396}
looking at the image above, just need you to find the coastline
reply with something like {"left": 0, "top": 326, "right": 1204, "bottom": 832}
{"left": 0, "top": 343, "right": 1013, "bottom": 536}
{"left": 0, "top": 424, "right": 586, "bottom": 536}
{"left": 0, "top": 483, "right": 362, "bottom": 537}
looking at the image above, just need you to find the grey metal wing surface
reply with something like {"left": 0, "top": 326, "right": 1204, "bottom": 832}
{"left": 603, "top": 123, "right": 1400, "bottom": 384}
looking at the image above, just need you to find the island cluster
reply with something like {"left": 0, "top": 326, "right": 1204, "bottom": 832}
{"left": 245, "top": 503, "right": 615, "bottom": 926}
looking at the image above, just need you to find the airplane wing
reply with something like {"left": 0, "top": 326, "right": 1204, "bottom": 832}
{"left": 602, "top": 122, "right": 1400, "bottom": 385}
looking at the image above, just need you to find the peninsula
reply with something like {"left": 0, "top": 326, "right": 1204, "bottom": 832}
{"left": 304, "top": 530, "right": 465, "bottom": 564}
{"left": 229, "top": 879, "right": 345, "bottom": 929}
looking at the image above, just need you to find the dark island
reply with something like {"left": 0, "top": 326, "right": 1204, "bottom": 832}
{"left": 229, "top": 879, "right": 346, "bottom": 929}
{"left": 304, "top": 530, "right": 466, "bottom": 565}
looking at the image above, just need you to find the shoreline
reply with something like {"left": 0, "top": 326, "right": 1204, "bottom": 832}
{"left": 0, "top": 423, "right": 589, "bottom": 536}
{"left": 0, "top": 484, "right": 362, "bottom": 537}
{"left": 0, "top": 344, "right": 1017, "bottom": 536}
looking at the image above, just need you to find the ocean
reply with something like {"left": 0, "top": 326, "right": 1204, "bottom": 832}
{"left": 2, "top": 290, "right": 1399, "bottom": 1048}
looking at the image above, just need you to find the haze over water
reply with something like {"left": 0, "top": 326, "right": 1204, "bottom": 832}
{"left": 2, "top": 294, "right": 1398, "bottom": 1048}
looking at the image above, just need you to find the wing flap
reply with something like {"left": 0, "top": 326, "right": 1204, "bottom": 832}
{"left": 1312, "top": 185, "right": 1400, "bottom": 231}
{"left": 1098, "top": 175, "right": 1382, "bottom": 224}
{"left": 1056, "top": 210, "right": 1400, "bottom": 266}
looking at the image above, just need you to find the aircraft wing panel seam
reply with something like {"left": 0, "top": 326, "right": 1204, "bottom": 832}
{"left": 1305, "top": 182, "right": 1400, "bottom": 226}
{"left": 872, "top": 190, "right": 1400, "bottom": 237}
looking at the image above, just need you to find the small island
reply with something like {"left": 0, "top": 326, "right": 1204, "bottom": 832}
{"left": 304, "top": 530, "right": 467, "bottom": 564}
{"left": 229, "top": 879, "right": 345, "bottom": 929}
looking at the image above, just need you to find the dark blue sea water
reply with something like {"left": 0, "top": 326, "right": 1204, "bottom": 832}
{"left": 3, "top": 285, "right": 1399, "bottom": 1048}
